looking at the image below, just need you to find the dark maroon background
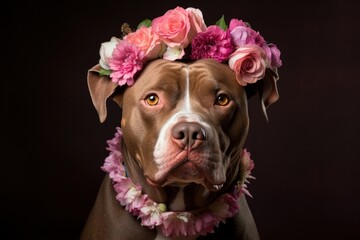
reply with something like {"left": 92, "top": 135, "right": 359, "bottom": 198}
{"left": 3, "top": 0, "right": 360, "bottom": 239}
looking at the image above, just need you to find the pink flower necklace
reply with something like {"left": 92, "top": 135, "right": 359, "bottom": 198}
{"left": 102, "top": 127, "right": 254, "bottom": 237}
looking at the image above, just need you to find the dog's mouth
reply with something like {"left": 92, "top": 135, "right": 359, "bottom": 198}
{"left": 146, "top": 176, "right": 224, "bottom": 192}
{"left": 146, "top": 152, "right": 225, "bottom": 192}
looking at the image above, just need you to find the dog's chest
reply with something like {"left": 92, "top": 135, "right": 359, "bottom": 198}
{"left": 154, "top": 232, "right": 198, "bottom": 240}
{"left": 168, "top": 187, "right": 186, "bottom": 211}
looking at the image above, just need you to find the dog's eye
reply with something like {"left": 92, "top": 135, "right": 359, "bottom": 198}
{"left": 145, "top": 94, "right": 159, "bottom": 106}
{"left": 215, "top": 94, "right": 230, "bottom": 106}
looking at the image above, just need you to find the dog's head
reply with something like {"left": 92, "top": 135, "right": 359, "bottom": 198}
{"left": 88, "top": 58, "right": 278, "bottom": 210}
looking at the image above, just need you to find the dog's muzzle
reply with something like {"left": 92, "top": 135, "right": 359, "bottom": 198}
{"left": 148, "top": 120, "right": 227, "bottom": 192}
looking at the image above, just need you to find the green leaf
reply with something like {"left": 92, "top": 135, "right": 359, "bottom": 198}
{"left": 215, "top": 15, "right": 228, "bottom": 30}
{"left": 137, "top": 19, "right": 152, "bottom": 29}
{"left": 99, "top": 68, "right": 111, "bottom": 77}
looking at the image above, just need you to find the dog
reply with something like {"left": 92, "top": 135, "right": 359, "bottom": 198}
{"left": 80, "top": 58, "right": 279, "bottom": 240}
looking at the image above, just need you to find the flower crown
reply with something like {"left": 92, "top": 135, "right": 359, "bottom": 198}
{"left": 98, "top": 6, "right": 282, "bottom": 87}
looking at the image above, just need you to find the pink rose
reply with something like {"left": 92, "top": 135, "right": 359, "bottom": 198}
{"left": 228, "top": 45, "right": 269, "bottom": 86}
{"left": 186, "top": 7, "right": 207, "bottom": 35}
{"left": 124, "top": 26, "right": 165, "bottom": 61}
{"left": 108, "top": 40, "right": 144, "bottom": 86}
{"left": 152, "top": 6, "right": 191, "bottom": 49}
{"left": 191, "top": 25, "right": 234, "bottom": 62}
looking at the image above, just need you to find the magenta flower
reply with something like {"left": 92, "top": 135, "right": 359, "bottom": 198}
{"left": 230, "top": 26, "right": 253, "bottom": 47}
{"left": 191, "top": 25, "right": 234, "bottom": 62}
{"left": 230, "top": 25, "right": 266, "bottom": 47}
{"left": 229, "top": 18, "right": 266, "bottom": 48}
{"left": 262, "top": 43, "right": 282, "bottom": 68}
{"left": 229, "top": 18, "right": 248, "bottom": 31}
{"left": 108, "top": 40, "right": 145, "bottom": 86}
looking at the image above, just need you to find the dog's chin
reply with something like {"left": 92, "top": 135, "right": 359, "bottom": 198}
{"left": 146, "top": 161, "right": 225, "bottom": 192}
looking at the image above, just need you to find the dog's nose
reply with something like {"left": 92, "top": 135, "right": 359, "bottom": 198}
{"left": 171, "top": 122, "right": 206, "bottom": 149}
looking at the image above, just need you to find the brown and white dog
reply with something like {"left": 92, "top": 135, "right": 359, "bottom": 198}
{"left": 81, "top": 58, "right": 279, "bottom": 240}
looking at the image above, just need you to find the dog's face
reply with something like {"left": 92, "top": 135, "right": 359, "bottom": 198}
{"left": 121, "top": 59, "right": 248, "bottom": 189}
{"left": 88, "top": 58, "right": 278, "bottom": 210}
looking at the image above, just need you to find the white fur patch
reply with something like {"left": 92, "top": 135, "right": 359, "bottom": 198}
{"left": 153, "top": 67, "right": 210, "bottom": 170}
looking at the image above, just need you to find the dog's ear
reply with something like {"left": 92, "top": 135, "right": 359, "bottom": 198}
{"left": 245, "top": 68, "right": 279, "bottom": 121}
{"left": 87, "top": 64, "right": 122, "bottom": 123}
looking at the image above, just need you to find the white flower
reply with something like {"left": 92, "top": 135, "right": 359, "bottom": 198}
{"left": 99, "top": 36, "right": 120, "bottom": 70}
{"left": 162, "top": 46, "right": 184, "bottom": 61}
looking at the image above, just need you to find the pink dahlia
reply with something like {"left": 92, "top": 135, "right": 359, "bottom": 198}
{"left": 191, "top": 25, "right": 234, "bottom": 62}
{"left": 108, "top": 40, "right": 145, "bottom": 86}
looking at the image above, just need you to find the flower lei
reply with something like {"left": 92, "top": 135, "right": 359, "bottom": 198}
{"left": 98, "top": 6, "right": 282, "bottom": 88}
{"left": 101, "top": 127, "right": 255, "bottom": 237}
